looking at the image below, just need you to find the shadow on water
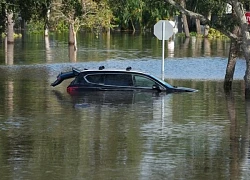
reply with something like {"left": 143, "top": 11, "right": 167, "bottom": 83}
{"left": 52, "top": 90, "right": 166, "bottom": 109}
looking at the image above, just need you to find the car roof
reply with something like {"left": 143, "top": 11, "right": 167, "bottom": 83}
{"left": 79, "top": 68, "right": 149, "bottom": 75}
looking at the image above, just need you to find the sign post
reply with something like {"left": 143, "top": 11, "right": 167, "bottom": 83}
{"left": 161, "top": 21, "right": 166, "bottom": 81}
{"left": 154, "top": 20, "right": 174, "bottom": 80}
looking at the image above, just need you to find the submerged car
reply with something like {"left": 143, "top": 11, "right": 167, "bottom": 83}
{"left": 51, "top": 66, "right": 197, "bottom": 94}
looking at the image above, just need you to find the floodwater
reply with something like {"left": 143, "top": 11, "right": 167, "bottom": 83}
{"left": 0, "top": 32, "right": 249, "bottom": 180}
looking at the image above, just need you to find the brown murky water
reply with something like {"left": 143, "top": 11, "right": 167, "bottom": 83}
{"left": 0, "top": 33, "right": 249, "bottom": 180}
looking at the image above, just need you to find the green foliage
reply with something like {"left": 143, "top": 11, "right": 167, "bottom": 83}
{"left": 208, "top": 28, "right": 228, "bottom": 39}
{"left": 85, "top": 1, "right": 115, "bottom": 33}
{"left": 26, "top": 20, "right": 45, "bottom": 33}
{"left": 60, "top": 0, "right": 82, "bottom": 19}
{"left": 1, "top": 32, "right": 22, "bottom": 38}
{"left": 177, "top": 29, "right": 227, "bottom": 39}
{"left": 0, "top": 2, "right": 6, "bottom": 33}
{"left": 0, "top": 0, "right": 243, "bottom": 38}
{"left": 53, "top": 21, "right": 69, "bottom": 33}
{"left": 178, "top": 32, "right": 203, "bottom": 37}
{"left": 189, "top": 32, "right": 198, "bottom": 36}
{"left": 187, "top": 0, "right": 226, "bottom": 16}
{"left": 212, "top": 13, "right": 239, "bottom": 33}
{"left": 108, "top": 0, "right": 178, "bottom": 31}
{"left": 0, "top": 0, "right": 52, "bottom": 34}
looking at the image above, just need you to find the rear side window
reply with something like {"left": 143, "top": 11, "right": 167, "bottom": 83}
{"left": 105, "top": 74, "right": 133, "bottom": 86}
{"left": 85, "top": 74, "right": 104, "bottom": 84}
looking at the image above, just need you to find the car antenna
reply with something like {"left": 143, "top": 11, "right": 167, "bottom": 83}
{"left": 99, "top": 66, "right": 105, "bottom": 70}
{"left": 126, "top": 66, "right": 132, "bottom": 71}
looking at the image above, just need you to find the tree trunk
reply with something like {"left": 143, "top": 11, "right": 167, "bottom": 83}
{"left": 242, "top": 23, "right": 250, "bottom": 98}
{"left": 224, "top": 40, "right": 239, "bottom": 91}
{"left": 230, "top": 0, "right": 250, "bottom": 98}
{"left": 69, "top": 45, "right": 77, "bottom": 62}
{"left": 5, "top": 38, "right": 14, "bottom": 65}
{"left": 164, "top": 0, "right": 250, "bottom": 98}
{"left": 245, "top": 56, "right": 250, "bottom": 98}
{"left": 69, "top": 23, "right": 77, "bottom": 51}
{"left": 204, "top": 12, "right": 211, "bottom": 37}
{"left": 224, "top": 24, "right": 240, "bottom": 91}
{"left": 7, "top": 11, "right": 14, "bottom": 43}
{"left": 131, "top": 19, "right": 135, "bottom": 34}
{"left": 196, "top": 19, "right": 201, "bottom": 35}
{"left": 180, "top": 0, "right": 190, "bottom": 37}
{"left": 44, "top": 9, "right": 50, "bottom": 36}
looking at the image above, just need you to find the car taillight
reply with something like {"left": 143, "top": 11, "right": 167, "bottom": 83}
{"left": 67, "top": 86, "right": 79, "bottom": 94}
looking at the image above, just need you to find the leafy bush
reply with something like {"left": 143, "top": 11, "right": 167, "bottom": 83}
{"left": 208, "top": 28, "right": 228, "bottom": 39}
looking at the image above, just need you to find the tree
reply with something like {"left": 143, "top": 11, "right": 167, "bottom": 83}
{"left": 123, "top": 0, "right": 144, "bottom": 32}
{"left": 0, "top": 2, "right": 6, "bottom": 34}
{"left": 108, "top": 0, "right": 178, "bottom": 31}
{"left": 232, "top": 1, "right": 250, "bottom": 98}
{"left": 164, "top": 0, "right": 250, "bottom": 98}
{"left": 185, "top": 0, "right": 226, "bottom": 36}
{"left": 18, "top": 0, "right": 52, "bottom": 35}
{"left": 1, "top": 0, "right": 17, "bottom": 43}
{"left": 6, "top": 9, "right": 14, "bottom": 43}
{"left": 107, "top": 0, "right": 144, "bottom": 31}
{"left": 52, "top": 0, "right": 113, "bottom": 50}
{"left": 83, "top": 0, "right": 114, "bottom": 34}
{"left": 180, "top": 0, "right": 189, "bottom": 37}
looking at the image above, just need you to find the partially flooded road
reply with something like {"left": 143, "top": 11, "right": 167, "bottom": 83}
{"left": 0, "top": 33, "right": 249, "bottom": 180}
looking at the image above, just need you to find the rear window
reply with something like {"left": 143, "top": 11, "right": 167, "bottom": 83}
{"left": 85, "top": 74, "right": 104, "bottom": 84}
{"left": 105, "top": 74, "right": 133, "bottom": 86}
{"left": 85, "top": 73, "right": 133, "bottom": 86}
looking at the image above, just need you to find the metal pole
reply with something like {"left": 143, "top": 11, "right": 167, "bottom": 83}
{"left": 162, "top": 21, "right": 165, "bottom": 80}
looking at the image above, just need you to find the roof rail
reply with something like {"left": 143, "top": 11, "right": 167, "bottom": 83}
{"left": 126, "top": 66, "right": 132, "bottom": 71}
{"left": 99, "top": 66, "right": 105, "bottom": 70}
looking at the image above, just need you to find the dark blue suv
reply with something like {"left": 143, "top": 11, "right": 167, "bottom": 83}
{"left": 51, "top": 66, "right": 197, "bottom": 94}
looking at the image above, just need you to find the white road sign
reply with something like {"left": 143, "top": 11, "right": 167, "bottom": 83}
{"left": 154, "top": 20, "right": 174, "bottom": 40}
{"left": 153, "top": 20, "right": 174, "bottom": 80}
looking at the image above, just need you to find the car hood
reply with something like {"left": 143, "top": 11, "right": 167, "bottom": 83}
{"left": 173, "top": 86, "right": 198, "bottom": 93}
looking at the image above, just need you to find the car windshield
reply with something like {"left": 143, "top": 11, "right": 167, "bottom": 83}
{"left": 150, "top": 75, "right": 174, "bottom": 88}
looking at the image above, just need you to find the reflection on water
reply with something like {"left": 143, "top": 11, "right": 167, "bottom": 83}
{"left": 0, "top": 66, "right": 249, "bottom": 179}
{"left": 2, "top": 33, "right": 244, "bottom": 80}
{"left": 0, "top": 33, "right": 231, "bottom": 65}
{"left": 0, "top": 33, "right": 249, "bottom": 179}
{"left": 45, "top": 36, "right": 52, "bottom": 63}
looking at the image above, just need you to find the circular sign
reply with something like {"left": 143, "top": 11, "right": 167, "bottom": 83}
{"left": 154, "top": 20, "right": 174, "bottom": 40}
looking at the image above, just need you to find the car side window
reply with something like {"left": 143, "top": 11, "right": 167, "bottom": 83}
{"left": 85, "top": 74, "right": 104, "bottom": 84}
{"left": 133, "top": 75, "right": 156, "bottom": 87}
{"left": 105, "top": 74, "right": 133, "bottom": 86}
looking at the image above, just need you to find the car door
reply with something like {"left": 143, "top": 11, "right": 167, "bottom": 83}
{"left": 103, "top": 74, "right": 134, "bottom": 91}
{"left": 132, "top": 74, "right": 164, "bottom": 92}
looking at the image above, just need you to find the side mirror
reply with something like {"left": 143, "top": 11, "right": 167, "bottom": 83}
{"left": 152, "top": 84, "right": 161, "bottom": 92}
